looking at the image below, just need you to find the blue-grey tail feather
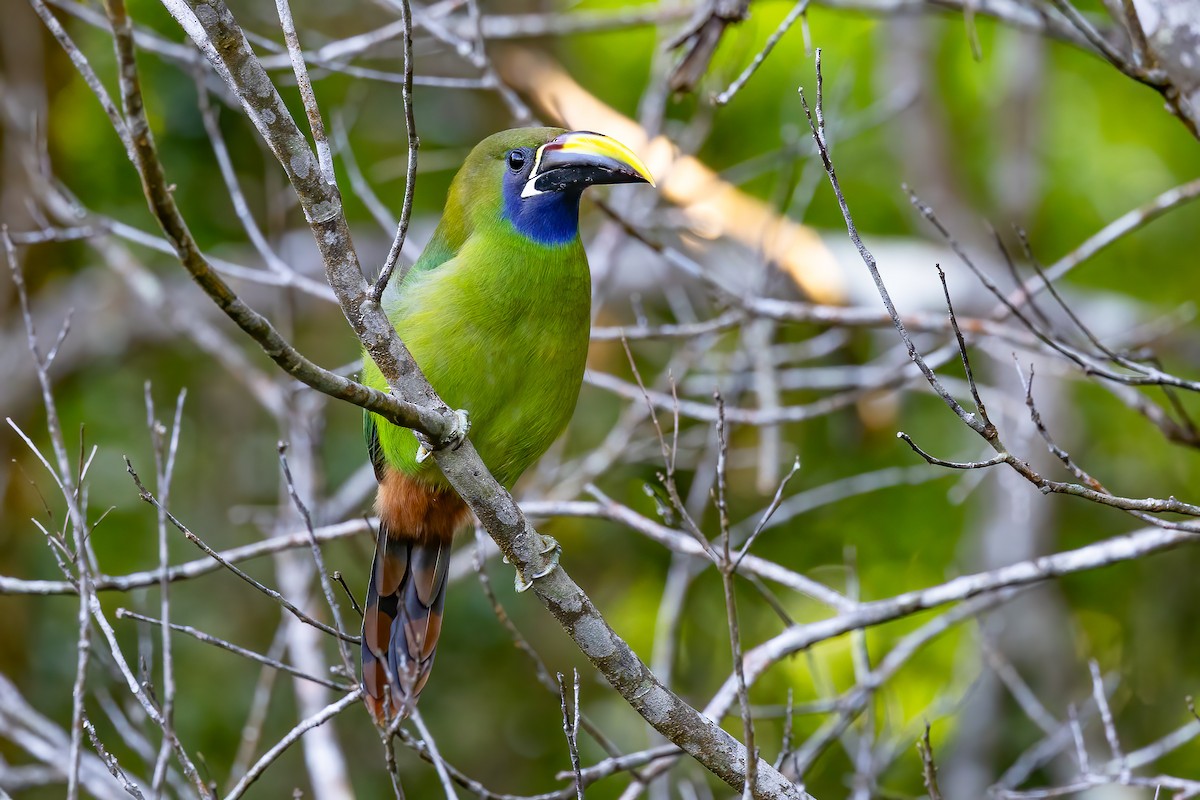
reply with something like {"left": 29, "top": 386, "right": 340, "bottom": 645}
{"left": 361, "top": 520, "right": 451, "bottom": 724}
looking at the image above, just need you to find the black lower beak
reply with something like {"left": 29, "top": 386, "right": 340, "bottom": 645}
{"left": 525, "top": 132, "right": 655, "bottom": 196}
{"left": 532, "top": 159, "right": 651, "bottom": 193}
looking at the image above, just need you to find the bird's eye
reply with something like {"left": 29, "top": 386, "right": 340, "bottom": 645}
{"left": 507, "top": 149, "right": 526, "bottom": 172}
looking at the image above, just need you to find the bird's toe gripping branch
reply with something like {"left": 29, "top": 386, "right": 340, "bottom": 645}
{"left": 415, "top": 409, "right": 471, "bottom": 463}
{"left": 512, "top": 533, "right": 562, "bottom": 593}
{"left": 445, "top": 408, "right": 471, "bottom": 448}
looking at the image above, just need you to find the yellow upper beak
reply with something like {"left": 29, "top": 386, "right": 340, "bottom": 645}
{"left": 523, "top": 131, "right": 655, "bottom": 197}
{"left": 547, "top": 131, "right": 656, "bottom": 187}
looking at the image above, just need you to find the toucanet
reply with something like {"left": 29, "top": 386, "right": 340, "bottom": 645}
{"left": 360, "top": 127, "right": 654, "bottom": 724}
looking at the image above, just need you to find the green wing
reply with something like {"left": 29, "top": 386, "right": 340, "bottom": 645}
{"left": 364, "top": 410, "right": 386, "bottom": 482}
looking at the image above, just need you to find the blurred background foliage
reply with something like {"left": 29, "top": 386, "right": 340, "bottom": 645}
{"left": 2, "top": 0, "right": 1199, "bottom": 797}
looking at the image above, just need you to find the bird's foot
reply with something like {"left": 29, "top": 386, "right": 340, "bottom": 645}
{"left": 415, "top": 409, "right": 471, "bottom": 463}
{"left": 444, "top": 409, "right": 471, "bottom": 450}
{"left": 513, "top": 534, "right": 561, "bottom": 593}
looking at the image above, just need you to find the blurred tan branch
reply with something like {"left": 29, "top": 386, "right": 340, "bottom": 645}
{"left": 494, "top": 46, "right": 847, "bottom": 305}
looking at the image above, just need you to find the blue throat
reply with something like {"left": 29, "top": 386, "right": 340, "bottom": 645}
{"left": 502, "top": 179, "right": 582, "bottom": 246}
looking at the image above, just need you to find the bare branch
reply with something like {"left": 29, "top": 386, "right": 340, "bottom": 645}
{"left": 557, "top": 671, "right": 584, "bottom": 800}
{"left": 372, "top": 0, "right": 419, "bottom": 301}
{"left": 125, "top": 458, "right": 359, "bottom": 645}
{"left": 27, "top": 0, "right": 134, "bottom": 161}
{"left": 110, "top": 0, "right": 452, "bottom": 439}
{"left": 714, "top": 1, "right": 811, "bottom": 106}
{"left": 273, "top": 0, "right": 334, "bottom": 185}
{"left": 279, "top": 442, "right": 355, "bottom": 674}
{"left": 223, "top": 689, "right": 362, "bottom": 800}
{"left": 116, "top": 609, "right": 351, "bottom": 692}
{"left": 917, "top": 723, "right": 943, "bottom": 800}
{"left": 0, "top": 519, "right": 371, "bottom": 596}
{"left": 1089, "top": 660, "right": 1130, "bottom": 782}
{"left": 799, "top": 50, "right": 989, "bottom": 439}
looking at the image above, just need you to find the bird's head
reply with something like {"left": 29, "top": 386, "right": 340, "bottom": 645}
{"left": 450, "top": 127, "right": 654, "bottom": 247}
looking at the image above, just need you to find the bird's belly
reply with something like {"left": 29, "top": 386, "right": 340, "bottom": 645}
{"left": 436, "top": 327, "right": 586, "bottom": 486}
{"left": 371, "top": 266, "right": 591, "bottom": 489}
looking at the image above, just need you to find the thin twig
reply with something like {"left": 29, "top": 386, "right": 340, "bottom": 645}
{"left": 917, "top": 723, "right": 943, "bottom": 800}
{"left": 558, "top": 671, "right": 584, "bottom": 800}
{"left": 0, "top": 519, "right": 372, "bottom": 596}
{"left": 116, "top": 608, "right": 351, "bottom": 691}
{"left": 1090, "top": 660, "right": 1129, "bottom": 781}
{"left": 2, "top": 228, "right": 94, "bottom": 800}
{"left": 27, "top": 0, "right": 135, "bottom": 161}
{"left": 125, "top": 458, "right": 359, "bottom": 645}
{"left": 227, "top": 621, "right": 290, "bottom": 786}
{"left": 145, "top": 385, "right": 186, "bottom": 795}
{"left": 713, "top": 0, "right": 810, "bottom": 105}
{"left": 223, "top": 689, "right": 362, "bottom": 800}
{"left": 83, "top": 718, "right": 146, "bottom": 800}
{"left": 410, "top": 707, "right": 460, "bottom": 800}
{"left": 106, "top": 0, "right": 452, "bottom": 438}
{"left": 371, "top": 0, "right": 419, "bottom": 301}
{"left": 332, "top": 571, "right": 364, "bottom": 618}
{"left": 471, "top": 529, "right": 627, "bottom": 762}
{"left": 1010, "top": 178, "right": 1200, "bottom": 314}
{"left": 274, "top": 0, "right": 334, "bottom": 184}
{"left": 279, "top": 442, "right": 355, "bottom": 673}
{"left": 897, "top": 433, "right": 1009, "bottom": 469}
{"left": 734, "top": 457, "right": 802, "bottom": 569}
{"left": 798, "top": 51, "right": 987, "bottom": 438}
{"left": 713, "top": 393, "right": 758, "bottom": 799}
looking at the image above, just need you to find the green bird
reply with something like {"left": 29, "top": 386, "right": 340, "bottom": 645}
{"left": 360, "top": 127, "right": 654, "bottom": 724}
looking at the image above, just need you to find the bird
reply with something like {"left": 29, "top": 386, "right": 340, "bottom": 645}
{"left": 359, "top": 127, "right": 654, "bottom": 725}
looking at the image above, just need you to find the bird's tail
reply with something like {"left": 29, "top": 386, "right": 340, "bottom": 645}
{"left": 361, "top": 474, "right": 467, "bottom": 725}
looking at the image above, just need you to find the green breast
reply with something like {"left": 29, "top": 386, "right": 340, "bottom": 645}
{"left": 362, "top": 233, "right": 591, "bottom": 489}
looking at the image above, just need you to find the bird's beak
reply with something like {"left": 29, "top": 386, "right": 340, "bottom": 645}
{"left": 521, "top": 131, "right": 655, "bottom": 198}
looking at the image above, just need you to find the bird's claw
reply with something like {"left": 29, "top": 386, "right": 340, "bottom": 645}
{"left": 514, "top": 535, "right": 561, "bottom": 593}
{"left": 414, "top": 409, "right": 471, "bottom": 462}
{"left": 443, "top": 409, "right": 471, "bottom": 451}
